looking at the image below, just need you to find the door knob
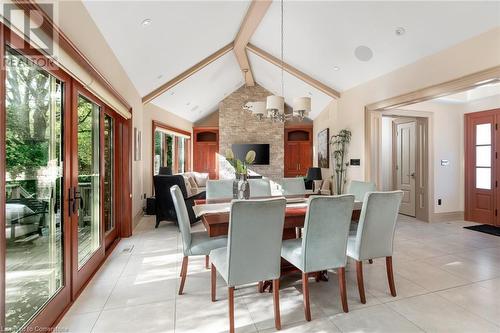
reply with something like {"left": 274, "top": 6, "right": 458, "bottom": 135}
{"left": 411, "top": 172, "right": 415, "bottom": 178}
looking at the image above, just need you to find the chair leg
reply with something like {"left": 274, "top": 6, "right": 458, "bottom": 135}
{"left": 368, "top": 259, "right": 373, "bottom": 264}
{"left": 211, "top": 263, "right": 217, "bottom": 302}
{"left": 178, "top": 256, "right": 188, "bottom": 295}
{"left": 205, "top": 255, "right": 209, "bottom": 269}
{"left": 228, "top": 286, "right": 235, "bottom": 333}
{"left": 355, "top": 260, "right": 366, "bottom": 304}
{"left": 338, "top": 267, "right": 349, "bottom": 313}
{"left": 302, "top": 272, "right": 312, "bottom": 321}
{"left": 258, "top": 281, "right": 264, "bottom": 293}
{"left": 273, "top": 279, "right": 281, "bottom": 330}
{"left": 386, "top": 256, "right": 397, "bottom": 297}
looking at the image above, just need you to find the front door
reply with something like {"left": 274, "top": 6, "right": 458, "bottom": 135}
{"left": 70, "top": 88, "right": 105, "bottom": 296}
{"left": 396, "top": 121, "right": 416, "bottom": 216}
{"left": 465, "top": 110, "right": 498, "bottom": 226}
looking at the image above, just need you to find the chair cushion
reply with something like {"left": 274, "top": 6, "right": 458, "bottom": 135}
{"left": 187, "top": 231, "right": 227, "bottom": 256}
{"left": 281, "top": 238, "right": 304, "bottom": 271}
{"left": 210, "top": 247, "right": 229, "bottom": 283}
{"left": 188, "top": 176, "right": 198, "bottom": 190}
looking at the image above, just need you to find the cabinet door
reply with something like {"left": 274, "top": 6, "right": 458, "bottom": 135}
{"left": 299, "top": 142, "right": 313, "bottom": 175}
{"left": 207, "top": 143, "right": 218, "bottom": 179}
{"left": 285, "top": 142, "right": 300, "bottom": 177}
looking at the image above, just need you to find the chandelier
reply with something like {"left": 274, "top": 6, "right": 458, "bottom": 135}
{"left": 243, "top": 0, "right": 311, "bottom": 122}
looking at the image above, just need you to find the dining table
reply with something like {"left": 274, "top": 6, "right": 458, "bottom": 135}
{"left": 193, "top": 195, "right": 363, "bottom": 290}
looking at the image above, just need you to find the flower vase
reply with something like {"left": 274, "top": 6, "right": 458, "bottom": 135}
{"left": 232, "top": 173, "right": 241, "bottom": 199}
{"left": 237, "top": 173, "right": 250, "bottom": 200}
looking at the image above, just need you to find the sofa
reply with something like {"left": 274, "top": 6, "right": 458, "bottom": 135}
{"left": 183, "top": 171, "right": 209, "bottom": 192}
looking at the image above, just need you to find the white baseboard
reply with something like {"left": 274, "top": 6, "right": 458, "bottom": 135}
{"left": 133, "top": 209, "right": 144, "bottom": 229}
{"left": 431, "top": 211, "right": 464, "bottom": 223}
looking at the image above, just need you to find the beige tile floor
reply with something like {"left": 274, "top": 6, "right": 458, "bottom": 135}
{"left": 58, "top": 215, "right": 500, "bottom": 333}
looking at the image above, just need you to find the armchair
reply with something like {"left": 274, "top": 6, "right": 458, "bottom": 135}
{"left": 153, "top": 175, "right": 205, "bottom": 228}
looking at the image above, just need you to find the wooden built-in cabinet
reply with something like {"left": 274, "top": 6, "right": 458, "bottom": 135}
{"left": 193, "top": 127, "right": 219, "bottom": 179}
{"left": 284, "top": 126, "right": 313, "bottom": 177}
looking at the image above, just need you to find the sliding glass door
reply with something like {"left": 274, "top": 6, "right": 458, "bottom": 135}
{"left": 71, "top": 89, "right": 105, "bottom": 294}
{"left": 4, "top": 48, "right": 67, "bottom": 332}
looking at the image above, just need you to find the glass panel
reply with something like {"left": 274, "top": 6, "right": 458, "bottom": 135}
{"left": 5, "top": 48, "right": 64, "bottom": 331}
{"left": 178, "top": 137, "right": 185, "bottom": 173}
{"left": 104, "top": 114, "right": 114, "bottom": 234}
{"left": 77, "top": 95, "right": 100, "bottom": 268}
{"left": 476, "top": 123, "right": 491, "bottom": 145}
{"left": 476, "top": 167, "right": 491, "bottom": 190}
{"left": 154, "top": 130, "right": 174, "bottom": 175}
{"left": 476, "top": 145, "right": 491, "bottom": 167}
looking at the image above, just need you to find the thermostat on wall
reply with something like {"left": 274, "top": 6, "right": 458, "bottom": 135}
{"left": 350, "top": 159, "right": 361, "bottom": 166}
{"left": 440, "top": 160, "right": 449, "bottom": 166}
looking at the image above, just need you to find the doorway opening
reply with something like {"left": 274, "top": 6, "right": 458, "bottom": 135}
{"left": 366, "top": 68, "right": 500, "bottom": 222}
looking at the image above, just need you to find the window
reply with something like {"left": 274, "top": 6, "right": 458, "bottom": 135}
{"left": 153, "top": 123, "right": 191, "bottom": 175}
{"left": 475, "top": 123, "right": 492, "bottom": 190}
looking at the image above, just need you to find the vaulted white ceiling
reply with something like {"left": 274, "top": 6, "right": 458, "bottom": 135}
{"left": 248, "top": 52, "right": 332, "bottom": 119}
{"left": 83, "top": 1, "right": 500, "bottom": 122}
{"left": 251, "top": 1, "right": 500, "bottom": 92}
{"left": 151, "top": 52, "right": 243, "bottom": 122}
{"left": 83, "top": 0, "right": 250, "bottom": 95}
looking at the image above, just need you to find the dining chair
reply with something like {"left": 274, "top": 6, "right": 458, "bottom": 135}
{"left": 347, "top": 191, "right": 403, "bottom": 304}
{"left": 170, "top": 185, "right": 227, "bottom": 295}
{"left": 249, "top": 178, "right": 272, "bottom": 198}
{"left": 346, "top": 180, "right": 376, "bottom": 201}
{"left": 210, "top": 198, "right": 286, "bottom": 333}
{"left": 281, "top": 195, "right": 355, "bottom": 320}
{"left": 206, "top": 179, "right": 234, "bottom": 200}
{"left": 280, "top": 177, "right": 306, "bottom": 196}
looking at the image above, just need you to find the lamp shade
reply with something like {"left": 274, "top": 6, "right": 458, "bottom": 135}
{"left": 266, "top": 95, "right": 284, "bottom": 113}
{"left": 293, "top": 97, "right": 311, "bottom": 117}
{"left": 251, "top": 101, "right": 266, "bottom": 115}
{"left": 306, "top": 167, "right": 322, "bottom": 181}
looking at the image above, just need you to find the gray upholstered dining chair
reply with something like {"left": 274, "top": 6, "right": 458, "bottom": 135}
{"left": 210, "top": 198, "right": 286, "bottom": 333}
{"left": 206, "top": 179, "right": 234, "bottom": 200}
{"left": 249, "top": 178, "right": 272, "bottom": 198}
{"left": 346, "top": 180, "right": 376, "bottom": 201}
{"left": 280, "top": 177, "right": 306, "bottom": 196}
{"left": 281, "top": 195, "right": 355, "bottom": 319}
{"left": 170, "top": 185, "right": 227, "bottom": 295}
{"left": 347, "top": 191, "right": 403, "bottom": 304}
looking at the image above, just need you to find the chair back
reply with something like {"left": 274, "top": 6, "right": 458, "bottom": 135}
{"left": 347, "top": 180, "right": 376, "bottom": 201}
{"left": 280, "top": 178, "right": 306, "bottom": 196}
{"left": 170, "top": 185, "right": 192, "bottom": 253}
{"left": 206, "top": 179, "right": 234, "bottom": 200}
{"left": 249, "top": 178, "right": 272, "bottom": 198}
{"left": 353, "top": 191, "right": 403, "bottom": 260}
{"left": 154, "top": 175, "right": 188, "bottom": 222}
{"left": 226, "top": 198, "right": 286, "bottom": 286}
{"left": 301, "top": 195, "right": 354, "bottom": 272}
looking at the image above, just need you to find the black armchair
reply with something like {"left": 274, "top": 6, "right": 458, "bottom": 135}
{"left": 153, "top": 175, "right": 205, "bottom": 228}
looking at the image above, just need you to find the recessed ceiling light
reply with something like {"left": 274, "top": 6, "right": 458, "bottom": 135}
{"left": 141, "top": 18, "right": 152, "bottom": 26}
{"left": 354, "top": 45, "right": 373, "bottom": 62}
{"left": 157, "top": 74, "right": 163, "bottom": 79}
{"left": 333, "top": 66, "right": 340, "bottom": 71}
{"left": 186, "top": 102, "right": 191, "bottom": 106}
{"left": 308, "top": 91, "right": 313, "bottom": 96}
{"left": 170, "top": 91, "right": 175, "bottom": 96}
{"left": 395, "top": 27, "right": 406, "bottom": 36}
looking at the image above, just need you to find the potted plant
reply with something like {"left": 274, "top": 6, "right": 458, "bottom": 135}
{"left": 330, "top": 129, "right": 352, "bottom": 195}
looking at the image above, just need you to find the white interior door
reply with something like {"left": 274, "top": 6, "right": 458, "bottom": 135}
{"left": 396, "top": 121, "right": 416, "bottom": 216}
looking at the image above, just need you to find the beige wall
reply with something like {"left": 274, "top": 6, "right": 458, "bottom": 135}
{"left": 142, "top": 103, "right": 194, "bottom": 199}
{"left": 57, "top": 1, "right": 145, "bottom": 221}
{"left": 313, "top": 27, "right": 500, "bottom": 188}
{"left": 312, "top": 100, "right": 338, "bottom": 181}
